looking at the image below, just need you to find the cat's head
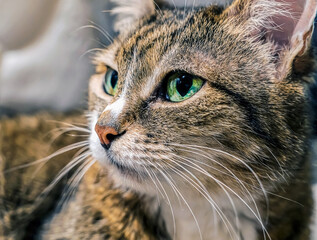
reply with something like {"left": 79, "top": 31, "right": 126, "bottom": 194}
{"left": 88, "top": 0, "right": 316, "bottom": 196}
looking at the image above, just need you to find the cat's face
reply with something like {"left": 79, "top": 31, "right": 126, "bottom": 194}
{"left": 88, "top": 0, "right": 316, "bottom": 197}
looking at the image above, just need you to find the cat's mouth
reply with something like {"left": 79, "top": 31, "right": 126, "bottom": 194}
{"left": 106, "top": 152, "right": 148, "bottom": 180}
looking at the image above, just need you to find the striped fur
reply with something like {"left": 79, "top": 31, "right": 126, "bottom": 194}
{"left": 40, "top": 0, "right": 317, "bottom": 239}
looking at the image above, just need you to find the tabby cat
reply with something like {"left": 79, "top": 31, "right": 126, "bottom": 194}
{"left": 2, "top": 0, "right": 317, "bottom": 239}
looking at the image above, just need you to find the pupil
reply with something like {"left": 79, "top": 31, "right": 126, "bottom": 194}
{"left": 111, "top": 71, "right": 118, "bottom": 88}
{"left": 176, "top": 75, "right": 193, "bottom": 97}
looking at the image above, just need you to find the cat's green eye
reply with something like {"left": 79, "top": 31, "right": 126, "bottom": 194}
{"left": 166, "top": 73, "right": 204, "bottom": 102}
{"left": 103, "top": 68, "right": 118, "bottom": 96}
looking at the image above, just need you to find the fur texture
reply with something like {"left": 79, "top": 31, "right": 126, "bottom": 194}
{"left": 1, "top": 0, "right": 317, "bottom": 239}
{"left": 111, "top": 0, "right": 156, "bottom": 32}
{"left": 0, "top": 113, "right": 85, "bottom": 239}
{"left": 90, "top": 0, "right": 317, "bottom": 239}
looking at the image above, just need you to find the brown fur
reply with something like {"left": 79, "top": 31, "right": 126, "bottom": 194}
{"left": 41, "top": 163, "right": 170, "bottom": 240}
{"left": 0, "top": 113, "right": 85, "bottom": 239}
{"left": 1, "top": 0, "right": 316, "bottom": 239}
{"left": 90, "top": 0, "right": 317, "bottom": 239}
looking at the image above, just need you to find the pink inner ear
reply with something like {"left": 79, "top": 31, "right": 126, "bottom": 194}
{"left": 292, "top": 0, "right": 317, "bottom": 44}
{"left": 262, "top": 0, "right": 317, "bottom": 79}
{"left": 267, "top": 0, "right": 317, "bottom": 51}
{"left": 268, "top": 0, "right": 307, "bottom": 48}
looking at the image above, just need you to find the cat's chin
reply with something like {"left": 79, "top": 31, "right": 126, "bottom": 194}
{"left": 90, "top": 140, "right": 157, "bottom": 195}
{"left": 98, "top": 160, "right": 159, "bottom": 196}
{"left": 106, "top": 154, "right": 148, "bottom": 181}
{"left": 91, "top": 143, "right": 148, "bottom": 182}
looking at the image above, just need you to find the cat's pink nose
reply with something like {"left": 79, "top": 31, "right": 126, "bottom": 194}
{"left": 94, "top": 124, "right": 119, "bottom": 149}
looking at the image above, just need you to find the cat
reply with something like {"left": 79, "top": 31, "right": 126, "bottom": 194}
{"left": 0, "top": 113, "right": 86, "bottom": 239}
{"left": 2, "top": 0, "right": 317, "bottom": 239}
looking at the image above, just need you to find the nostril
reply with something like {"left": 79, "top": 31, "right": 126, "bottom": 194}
{"left": 106, "top": 133, "right": 117, "bottom": 142}
{"left": 95, "top": 124, "right": 126, "bottom": 150}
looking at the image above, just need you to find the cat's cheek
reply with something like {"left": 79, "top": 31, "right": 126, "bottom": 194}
{"left": 88, "top": 110, "right": 110, "bottom": 166}
{"left": 89, "top": 134, "right": 107, "bottom": 164}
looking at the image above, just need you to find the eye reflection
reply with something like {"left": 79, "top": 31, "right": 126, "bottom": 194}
{"left": 165, "top": 72, "right": 204, "bottom": 102}
{"left": 103, "top": 68, "right": 118, "bottom": 96}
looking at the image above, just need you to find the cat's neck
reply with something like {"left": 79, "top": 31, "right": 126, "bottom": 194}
{"left": 106, "top": 163, "right": 261, "bottom": 239}
{"left": 149, "top": 181, "right": 260, "bottom": 240}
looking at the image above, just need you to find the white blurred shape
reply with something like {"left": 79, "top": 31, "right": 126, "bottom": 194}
{"left": 0, "top": 0, "right": 110, "bottom": 112}
{"left": 0, "top": 0, "right": 59, "bottom": 50}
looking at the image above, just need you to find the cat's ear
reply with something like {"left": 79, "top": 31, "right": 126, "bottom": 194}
{"left": 111, "top": 0, "right": 166, "bottom": 33}
{"left": 223, "top": 0, "right": 317, "bottom": 80}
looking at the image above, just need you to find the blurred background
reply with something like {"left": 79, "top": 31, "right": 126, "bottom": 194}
{"left": 0, "top": 0, "right": 112, "bottom": 114}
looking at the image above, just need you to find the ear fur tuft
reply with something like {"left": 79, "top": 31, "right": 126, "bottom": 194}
{"left": 223, "top": 0, "right": 317, "bottom": 80}
{"left": 111, "top": 0, "right": 158, "bottom": 33}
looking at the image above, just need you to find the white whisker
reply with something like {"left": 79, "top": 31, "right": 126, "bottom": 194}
{"left": 4, "top": 141, "right": 90, "bottom": 174}
{"left": 59, "top": 158, "right": 96, "bottom": 209}
{"left": 169, "top": 143, "right": 267, "bottom": 221}
{"left": 164, "top": 159, "right": 239, "bottom": 240}
{"left": 155, "top": 163, "right": 203, "bottom": 240}
{"left": 75, "top": 23, "right": 113, "bottom": 44}
{"left": 167, "top": 147, "right": 270, "bottom": 240}
{"left": 79, "top": 48, "right": 106, "bottom": 60}
{"left": 167, "top": 143, "right": 261, "bottom": 216}
{"left": 144, "top": 164, "right": 177, "bottom": 240}
{"left": 39, "top": 152, "right": 91, "bottom": 199}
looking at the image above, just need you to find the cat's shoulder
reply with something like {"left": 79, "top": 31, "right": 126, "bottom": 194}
{"left": 0, "top": 112, "right": 84, "bottom": 239}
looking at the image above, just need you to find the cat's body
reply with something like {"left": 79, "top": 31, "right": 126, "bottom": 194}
{"left": 0, "top": 113, "right": 86, "bottom": 239}
{"left": 1, "top": 0, "right": 317, "bottom": 239}
{"left": 39, "top": 160, "right": 313, "bottom": 240}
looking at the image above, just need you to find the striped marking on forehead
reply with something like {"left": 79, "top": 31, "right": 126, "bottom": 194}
{"left": 114, "top": 8, "right": 221, "bottom": 99}
{"left": 116, "top": 10, "right": 190, "bottom": 65}
{"left": 117, "top": 6, "right": 220, "bottom": 62}
{"left": 120, "top": 20, "right": 181, "bottom": 62}
{"left": 120, "top": 47, "right": 138, "bottom": 95}
{"left": 117, "top": 26, "right": 183, "bottom": 99}
{"left": 118, "top": 43, "right": 180, "bottom": 100}
{"left": 140, "top": 46, "right": 179, "bottom": 99}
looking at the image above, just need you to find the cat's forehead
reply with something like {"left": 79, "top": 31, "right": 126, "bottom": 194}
{"left": 94, "top": 4, "right": 272, "bottom": 102}
{"left": 116, "top": 6, "right": 222, "bottom": 62}
{"left": 111, "top": 7, "right": 224, "bottom": 96}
